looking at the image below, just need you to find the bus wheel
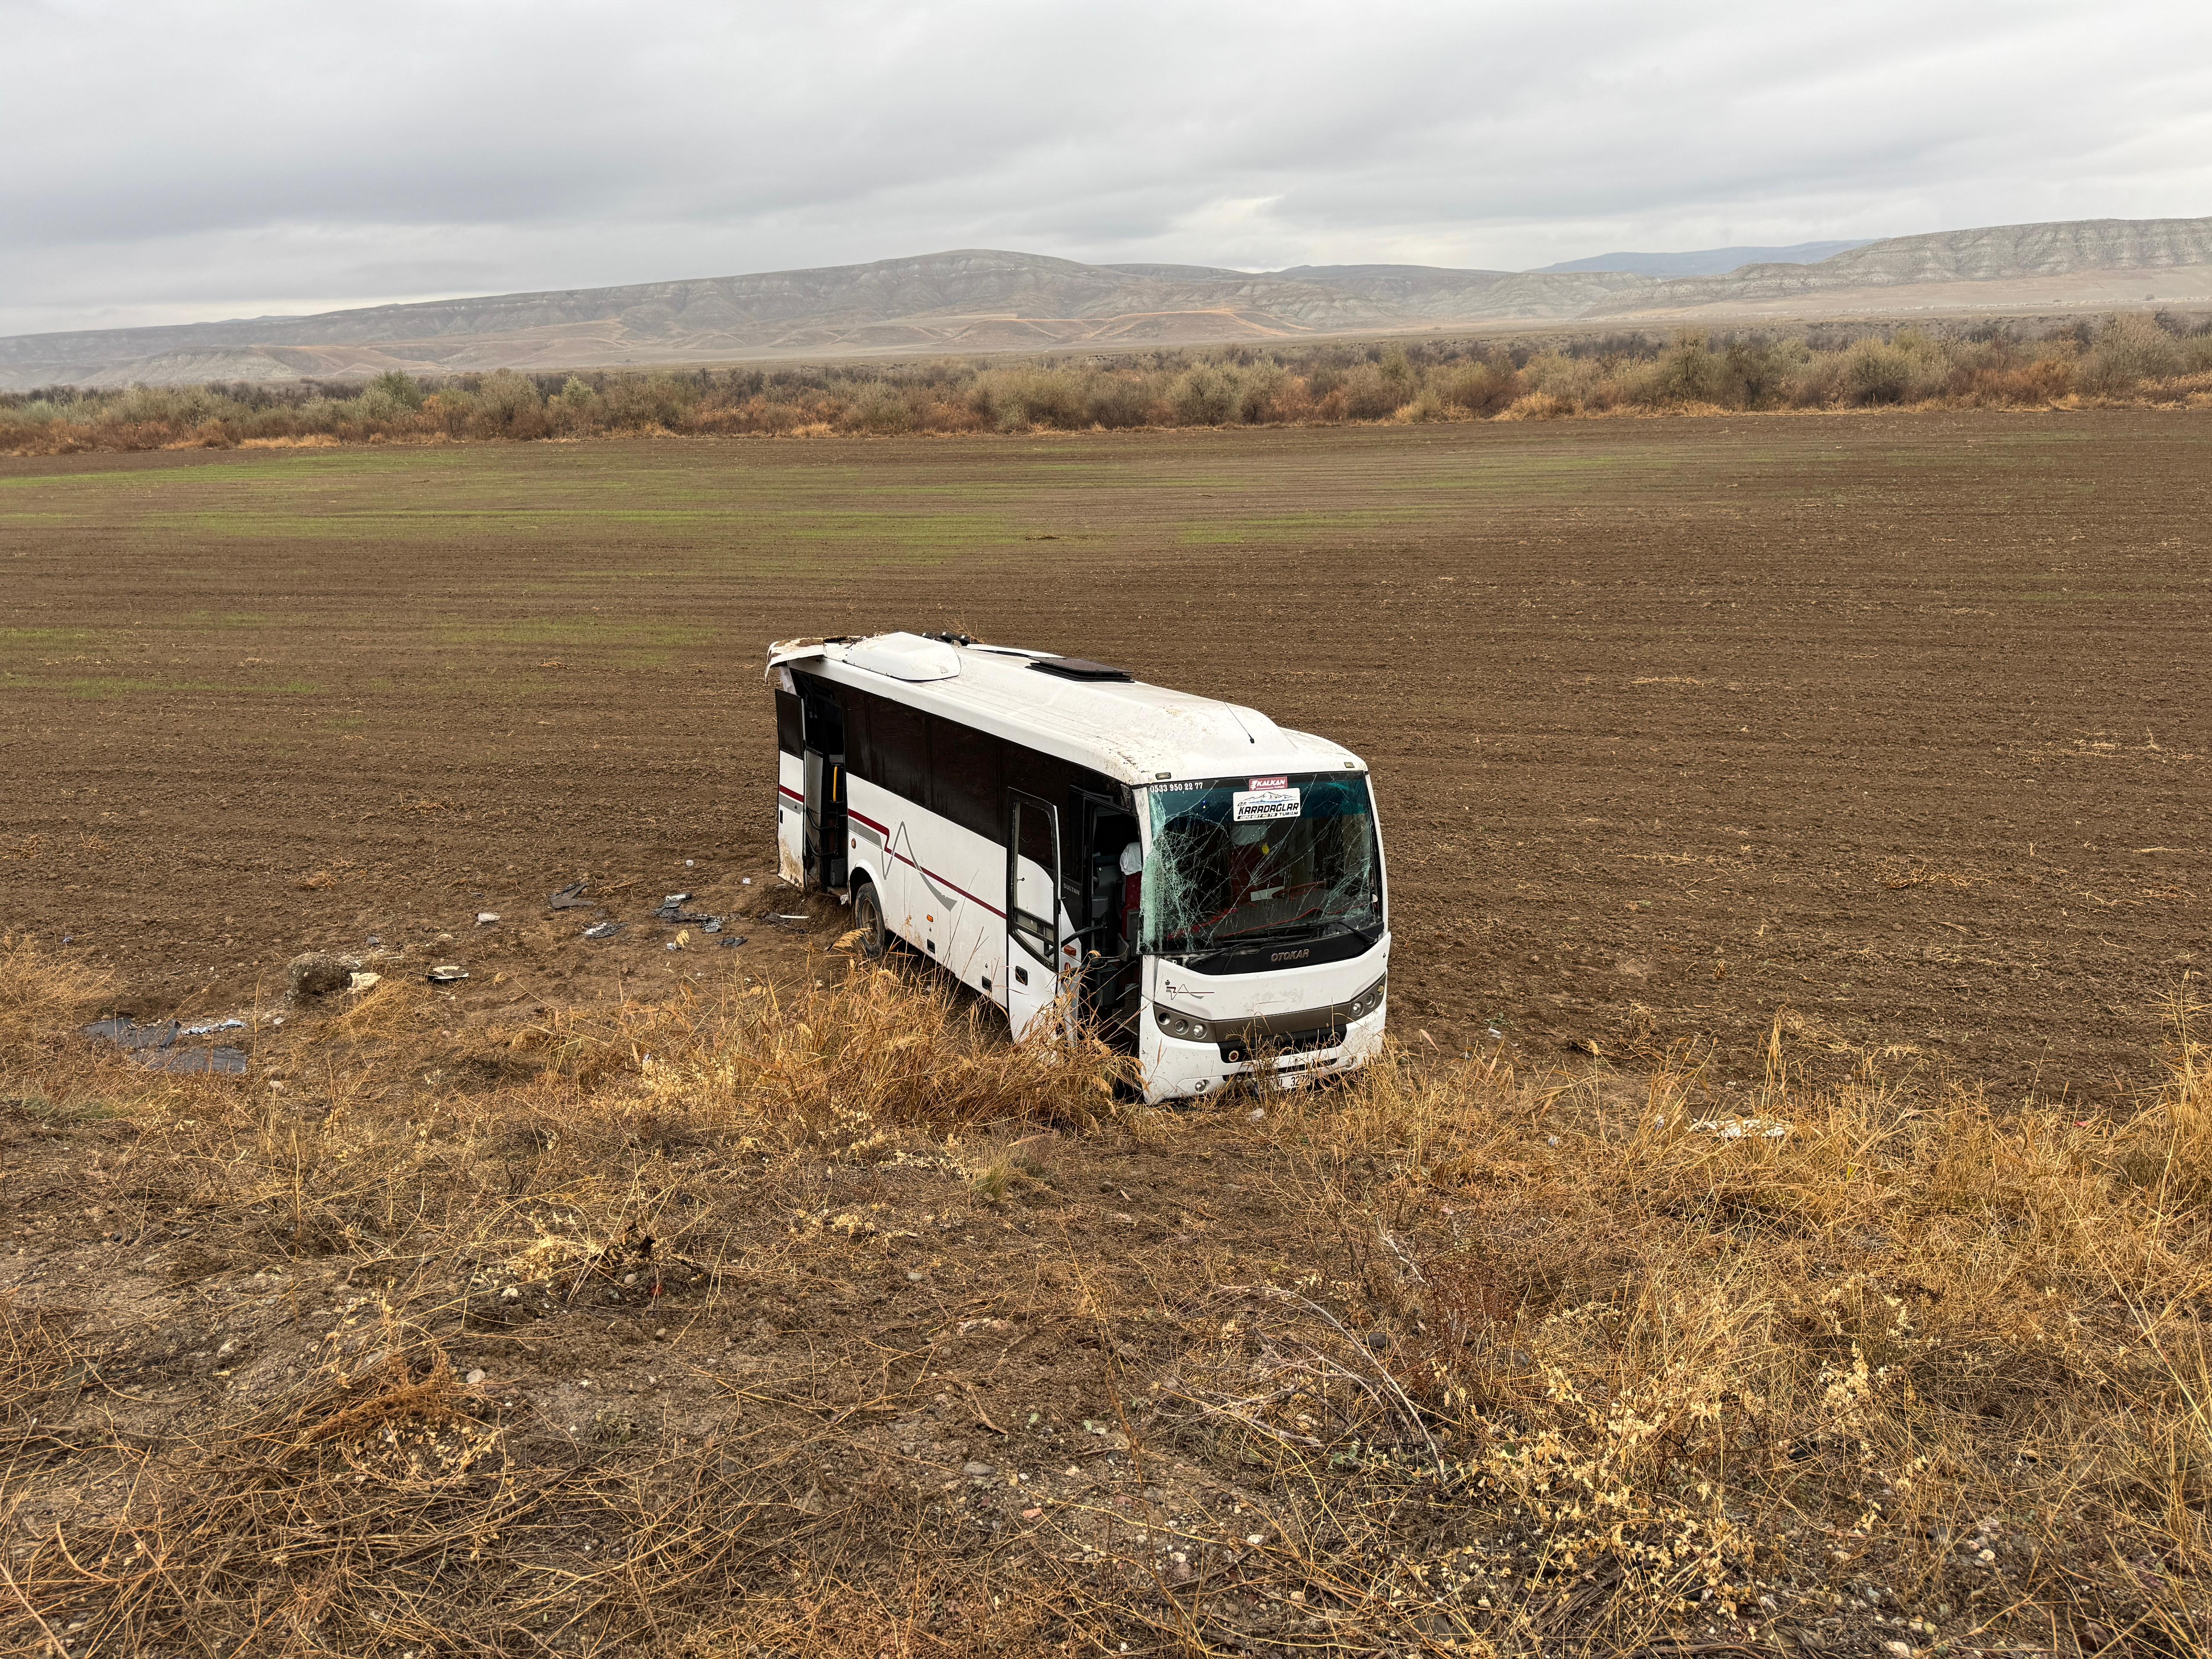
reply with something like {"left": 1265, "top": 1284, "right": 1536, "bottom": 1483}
{"left": 852, "top": 877, "right": 888, "bottom": 960}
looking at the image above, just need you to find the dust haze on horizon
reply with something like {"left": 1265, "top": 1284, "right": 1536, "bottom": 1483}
{"left": 4, "top": 0, "right": 2209, "bottom": 338}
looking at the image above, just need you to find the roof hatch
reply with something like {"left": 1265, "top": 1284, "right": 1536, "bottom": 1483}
{"left": 1028, "top": 657, "right": 1134, "bottom": 683}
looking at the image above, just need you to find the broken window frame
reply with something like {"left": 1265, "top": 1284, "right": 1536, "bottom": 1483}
{"left": 1138, "top": 772, "right": 1383, "bottom": 966}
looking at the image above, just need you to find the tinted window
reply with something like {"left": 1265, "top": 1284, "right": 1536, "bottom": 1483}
{"left": 843, "top": 685, "right": 937, "bottom": 807}
{"left": 774, "top": 690, "right": 802, "bottom": 757}
{"left": 929, "top": 716, "right": 1002, "bottom": 839}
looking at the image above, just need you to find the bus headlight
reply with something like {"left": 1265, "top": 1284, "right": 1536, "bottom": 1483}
{"left": 1154, "top": 1006, "right": 1210, "bottom": 1042}
{"left": 1344, "top": 975, "right": 1387, "bottom": 1021}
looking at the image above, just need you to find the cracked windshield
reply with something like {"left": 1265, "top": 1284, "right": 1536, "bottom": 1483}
{"left": 1141, "top": 773, "right": 1382, "bottom": 960}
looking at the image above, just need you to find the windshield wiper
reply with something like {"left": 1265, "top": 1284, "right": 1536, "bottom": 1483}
{"left": 1197, "top": 915, "right": 1378, "bottom": 950}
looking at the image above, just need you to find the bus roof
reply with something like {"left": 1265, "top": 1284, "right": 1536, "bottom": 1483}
{"left": 766, "top": 632, "right": 1363, "bottom": 789}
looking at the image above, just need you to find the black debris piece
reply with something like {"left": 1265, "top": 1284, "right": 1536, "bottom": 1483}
{"left": 582, "top": 922, "right": 622, "bottom": 941}
{"left": 83, "top": 1017, "right": 180, "bottom": 1052}
{"left": 549, "top": 882, "right": 594, "bottom": 910}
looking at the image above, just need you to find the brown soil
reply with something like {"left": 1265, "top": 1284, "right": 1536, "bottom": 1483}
{"left": 3, "top": 413, "right": 2206, "bottom": 1100}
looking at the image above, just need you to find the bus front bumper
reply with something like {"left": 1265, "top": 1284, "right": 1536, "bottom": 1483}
{"left": 1139, "top": 1001, "right": 1388, "bottom": 1103}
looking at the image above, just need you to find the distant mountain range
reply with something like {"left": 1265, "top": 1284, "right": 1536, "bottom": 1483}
{"left": 1532, "top": 239, "right": 1875, "bottom": 276}
{"left": 5, "top": 216, "right": 2209, "bottom": 389}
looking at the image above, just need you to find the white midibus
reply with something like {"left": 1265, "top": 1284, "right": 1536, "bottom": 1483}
{"left": 767, "top": 631, "right": 1389, "bottom": 1102}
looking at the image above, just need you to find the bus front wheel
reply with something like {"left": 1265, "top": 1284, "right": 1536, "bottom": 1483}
{"left": 852, "top": 876, "right": 888, "bottom": 960}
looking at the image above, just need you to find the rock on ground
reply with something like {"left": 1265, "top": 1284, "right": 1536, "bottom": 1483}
{"left": 287, "top": 952, "right": 352, "bottom": 999}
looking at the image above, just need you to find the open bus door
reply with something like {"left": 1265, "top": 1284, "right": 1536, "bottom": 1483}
{"left": 1074, "top": 791, "right": 1144, "bottom": 1050}
{"left": 1005, "top": 792, "right": 1062, "bottom": 1039}
{"left": 799, "top": 682, "right": 846, "bottom": 893}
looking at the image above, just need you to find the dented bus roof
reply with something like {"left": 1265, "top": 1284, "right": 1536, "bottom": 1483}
{"left": 766, "top": 632, "right": 1363, "bottom": 789}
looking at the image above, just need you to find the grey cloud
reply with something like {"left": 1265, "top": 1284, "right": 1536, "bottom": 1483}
{"left": 2, "top": 0, "right": 2207, "bottom": 335}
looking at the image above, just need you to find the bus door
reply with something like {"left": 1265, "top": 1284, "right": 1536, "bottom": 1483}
{"left": 774, "top": 676, "right": 805, "bottom": 887}
{"left": 1075, "top": 791, "right": 1144, "bottom": 1049}
{"left": 1005, "top": 792, "right": 1062, "bottom": 1039}
{"left": 800, "top": 683, "right": 846, "bottom": 893}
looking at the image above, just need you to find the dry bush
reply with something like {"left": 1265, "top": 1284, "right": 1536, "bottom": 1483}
{"left": 1166, "top": 1009, "right": 2212, "bottom": 1651}
{"left": 1166, "top": 364, "right": 1242, "bottom": 426}
{"left": 2085, "top": 312, "right": 2184, "bottom": 395}
{"left": 625, "top": 960, "right": 1127, "bottom": 1147}
{"left": 3, "top": 931, "right": 2206, "bottom": 1654}
{"left": 10, "top": 313, "right": 2212, "bottom": 454}
{"left": 0, "top": 931, "right": 110, "bottom": 1065}
{"left": 1440, "top": 357, "right": 1524, "bottom": 416}
{"left": 0, "top": 1310, "right": 916, "bottom": 1656}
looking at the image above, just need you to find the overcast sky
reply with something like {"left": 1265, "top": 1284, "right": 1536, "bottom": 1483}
{"left": 4, "top": 0, "right": 2208, "bottom": 337}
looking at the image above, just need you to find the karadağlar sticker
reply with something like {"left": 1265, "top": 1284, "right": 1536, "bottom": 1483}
{"left": 1233, "top": 786, "right": 1301, "bottom": 822}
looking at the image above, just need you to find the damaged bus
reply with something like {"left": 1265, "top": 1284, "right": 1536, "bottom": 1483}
{"left": 767, "top": 631, "right": 1388, "bottom": 1103}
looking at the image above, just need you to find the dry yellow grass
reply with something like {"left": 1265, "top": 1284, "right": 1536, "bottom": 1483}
{"left": 1, "top": 944, "right": 2204, "bottom": 1654}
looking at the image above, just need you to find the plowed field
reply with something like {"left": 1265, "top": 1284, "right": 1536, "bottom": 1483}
{"left": 4, "top": 414, "right": 2206, "bottom": 1099}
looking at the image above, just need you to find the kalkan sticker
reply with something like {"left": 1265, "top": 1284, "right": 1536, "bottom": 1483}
{"left": 1248, "top": 775, "right": 1288, "bottom": 790}
{"left": 1233, "top": 786, "right": 1301, "bottom": 822}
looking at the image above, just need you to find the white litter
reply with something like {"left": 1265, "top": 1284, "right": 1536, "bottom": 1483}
{"left": 476, "top": 912, "right": 499, "bottom": 925}
{"left": 181, "top": 1018, "right": 246, "bottom": 1036}
{"left": 1689, "top": 1117, "right": 1792, "bottom": 1140}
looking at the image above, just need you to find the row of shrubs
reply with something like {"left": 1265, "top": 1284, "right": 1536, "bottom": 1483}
{"left": 5, "top": 313, "right": 2209, "bottom": 453}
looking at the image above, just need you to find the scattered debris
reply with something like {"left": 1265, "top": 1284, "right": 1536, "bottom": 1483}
{"left": 83, "top": 1016, "right": 248, "bottom": 1074}
{"left": 582, "top": 922, "right": 622, "bottom": 941}
{"left": 720, "top": 936, "right": 746, "bottom": 948}
{"left": 476, "top": 912, "right": 500, "bottom": 926}
{"left": 181, "top": 1017, "right": 247, "bottom": 1037}
{"left": 770, "top": 913, "right": 808, "bottom": 924}
{"left": 662, "top": 893, "right": 691, "bottom": 908}
{"left": 426, "top": 965, "right": 469, "bottom": 984}
{"left": 702, "top": 918, "right": 721, "bottom": 934}
{"left": 287, "top": 952, "right": 353, "bottom": 999}
{"left": 1691, "top": 1116, "right": 1792, "bottom": 1140}
{"left": 348, "top": 971, "right": 381, "bottom": 993}
{"left": 547, "top": 882, "right": 594, "bottom": 910}
{"left": 82, "top": 1016, "right": 178, "bottom": 1051}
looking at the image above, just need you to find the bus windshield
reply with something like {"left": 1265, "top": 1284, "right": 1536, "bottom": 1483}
{"left": 1141, "top": 773, "right": 1382, "bottom": 960}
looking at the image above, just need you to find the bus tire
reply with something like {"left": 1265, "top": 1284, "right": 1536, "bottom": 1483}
{"left": 852, "top": 876, "right": 888, "bottom": 960}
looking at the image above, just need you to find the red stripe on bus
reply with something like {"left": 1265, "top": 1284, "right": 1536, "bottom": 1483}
{"left": 776, "top": 785, "right": 804, "bottom": 804}
{"left": 844, "top": 808, "right": 1007, "bottom": 919}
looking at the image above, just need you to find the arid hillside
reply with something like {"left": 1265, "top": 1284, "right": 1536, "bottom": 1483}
{"left": 6, "top": 216, "right": 2211, "bottom": 388}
